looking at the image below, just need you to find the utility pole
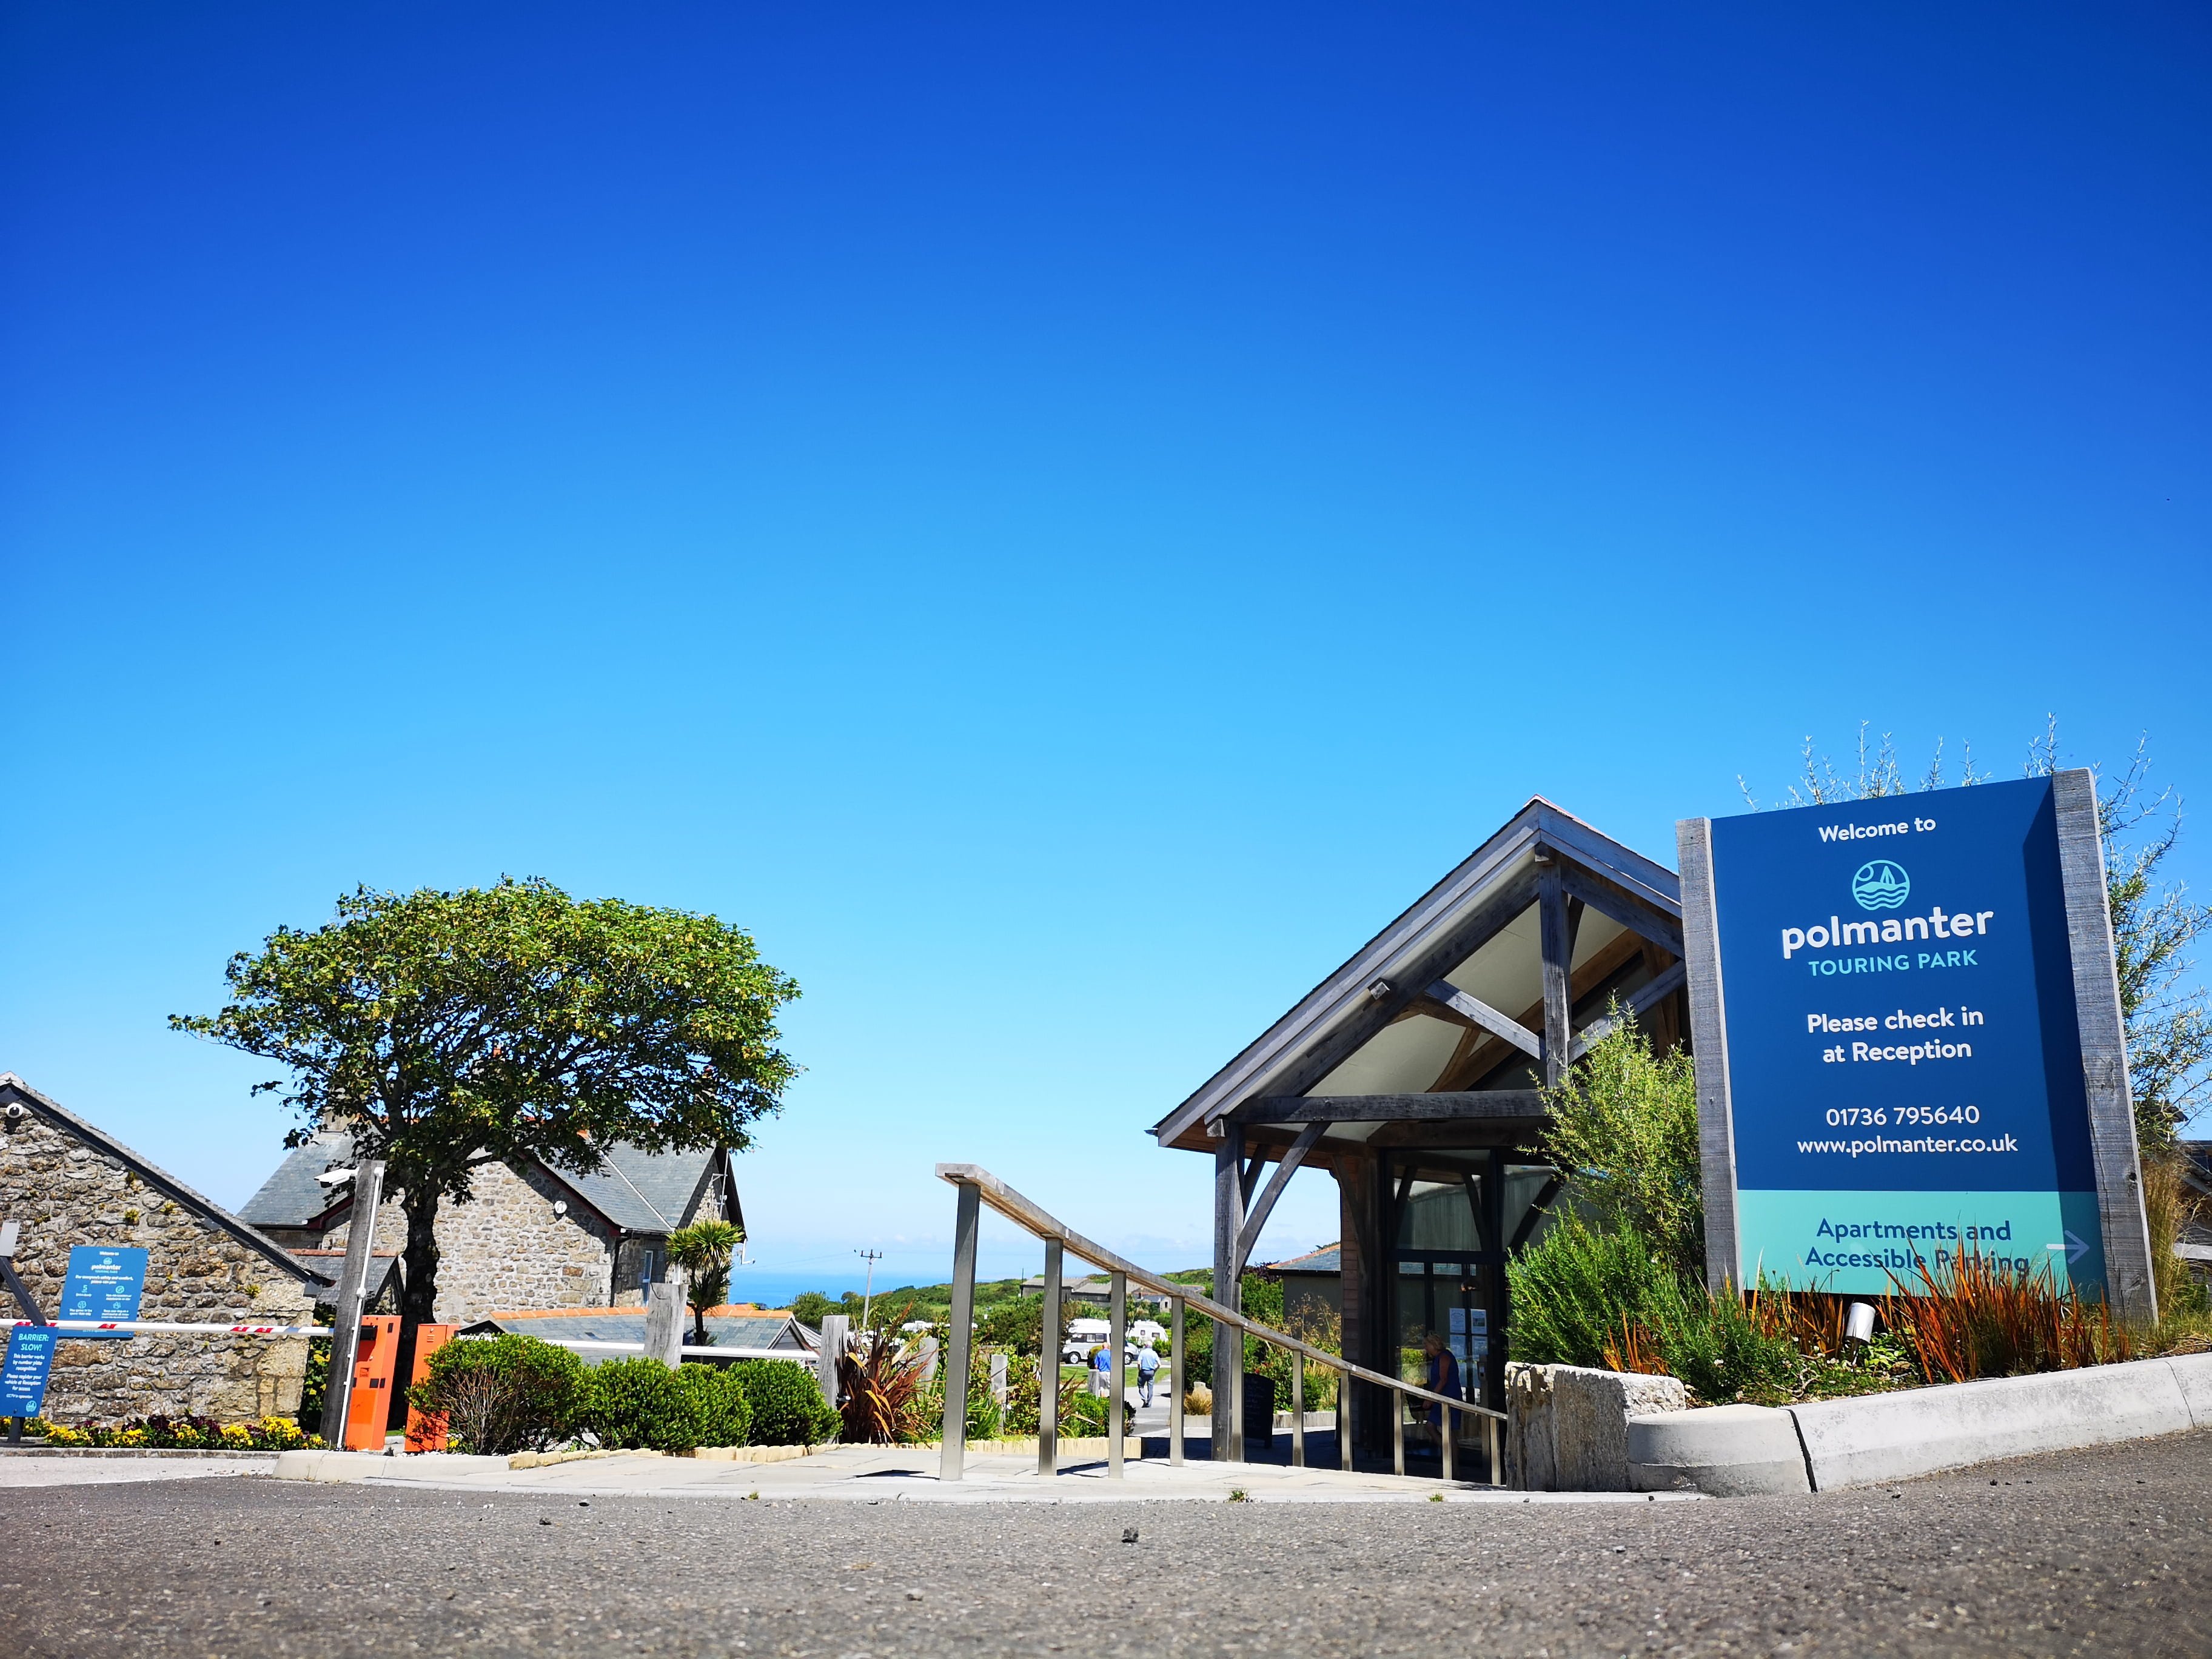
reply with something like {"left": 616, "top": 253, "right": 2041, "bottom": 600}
{"left": 856, "top": 1248, "right": 884, "bottom": 1333}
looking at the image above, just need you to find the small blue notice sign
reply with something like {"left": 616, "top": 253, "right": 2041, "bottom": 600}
{"left": 60, "top": 1245, "right": 148, "bottom": 1338}
{"left": 2, "top": 1326, "right": 58, "bottom": 1417}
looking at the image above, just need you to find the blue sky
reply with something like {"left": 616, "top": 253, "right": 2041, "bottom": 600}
{"left": 4, "top": 4, "right": 2207, "bottom": 1296}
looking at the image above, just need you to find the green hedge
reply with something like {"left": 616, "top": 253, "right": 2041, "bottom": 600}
{"left": 732, "top": 1359, "right": 839, "bottom": 1446}
{"left": 411, "top": 1336, "right": 805, "bottom": 1452}
{"left": 584, "top": 1358, "right": 706, "bottom": 1453}
{"left": 679, "top": 1363, "right": 753, "bottom": 1449}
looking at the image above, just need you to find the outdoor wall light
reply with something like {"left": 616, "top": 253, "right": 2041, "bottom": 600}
{"left": 315, "top": 1165, "right": 356, "bottom": 1187}
{"left": 552, "top": 1200, "right": 568, "bottom": 1216}
{"left": 1844, "top": 1301, "right": 1876, "bottom": 1345}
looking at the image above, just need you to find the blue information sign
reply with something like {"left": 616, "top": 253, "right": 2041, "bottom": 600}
{"left": 59, "top": 1245, "right": 149, "bottom": 1338}
{"left": 2, "top": 1326, "right": 58, "bottom": 1417}
{"left": 1684, "top": 776, "right": 2134, "bottom": 1298}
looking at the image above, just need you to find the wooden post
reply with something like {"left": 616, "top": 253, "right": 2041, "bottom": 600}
{"left": 814, "top": 1313, "right": 850, "bottom": 1410}
{"left": 1107, "top": 1270, "right": 1126, "bottom": 1478}
{"left": 1290, "top": 1352, "right": 1304, "bottom": 1468}
{"left": 1211, "top": 1127, "right": 1245, "bottom": 1461}
{"left": 1167, "top": 1295, "right": 1184, "bottom": 1467}
{"left": 645, "top": 1268, "right": 689, "bottom": 1369}
{"left": 2054, "top": 768, "right": 2160, "bottom": 1323}
{"left": 1037, "top": 1239, "right": 1061, "bottom": 1477}
{"left": 1537, "top": 855, "right": 1572, "bottom": 1089}
{"left": 939, "top": 1179, "right": 980, "bottom": 1482}
{"left": 1338, "top": 1364, "right": 1352, "bottom": 1471}
{"left": 321, "top": 1157, "right": 384, "bottom": 1450}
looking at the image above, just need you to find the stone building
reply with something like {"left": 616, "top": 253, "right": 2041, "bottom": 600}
{"left": 0, "top": 1074, "right": 325, "bottom": 1423}
{"left": 240, "top": 1131, "right": 746, "bottom": 1326}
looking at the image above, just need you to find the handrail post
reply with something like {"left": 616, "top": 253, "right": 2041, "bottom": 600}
{"left": 1338, "top": 1364, "right": 1352, "bottom": 1471}
{"left": 1037, "top": 1239, "right": 1061, "bottom": 1478}
{"left": 1487, "top": 1411, "right": 1503, "bottom": 1487}
{"left": 1441, "top": 1403, "right": 1454, "bottom": 1484}
{"left": 1391, "top": 1386, "right": 1404, "bottom": 1477}
{"left": 1168, "top": 1295, "right": 1185, "bottom": 1467}
{"left": 1290, "top": 1352, "right": 1304, "bottom": 1469}
{"left": 1107, "top": 1270, "right": 1127, "bottom": 1478}
{"left": 939, "top": 1179, "right": 980, "bottom": 1482}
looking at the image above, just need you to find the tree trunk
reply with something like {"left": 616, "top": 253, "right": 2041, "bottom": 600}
{"left": 388, "top": 1184, "right": 443, "bottom": 1432}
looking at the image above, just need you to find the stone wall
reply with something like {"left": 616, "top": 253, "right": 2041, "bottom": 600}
{"left": 427, "top": 1161, "right": 615, "bottom": 1322}
{"left": 318, "top": 1166, "right": 618, "bottom": 1322}
{"left": 0, "top": 1111, "right": 317, "bottom": 1424}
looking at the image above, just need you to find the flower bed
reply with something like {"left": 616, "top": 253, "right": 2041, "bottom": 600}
{"left": 30, "top": 1415, "right": 321, "bottom": 1451}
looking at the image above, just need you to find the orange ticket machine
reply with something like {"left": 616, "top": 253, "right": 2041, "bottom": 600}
{"left": 403, "top": 1323, "right": 457, "bottom": 1452}
{"left": 341, "top": 1315, "right": 401, "bottom": 1451}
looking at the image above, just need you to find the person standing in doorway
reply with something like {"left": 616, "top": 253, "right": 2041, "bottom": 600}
{"left": 1420, "top": 1332, "right": 1461, "bottom": 1453}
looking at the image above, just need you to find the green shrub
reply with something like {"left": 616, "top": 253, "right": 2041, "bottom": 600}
{"left": 1657, "top": 1282, "right": 1805, "bottom": 1405}
{"left": 1539, "top": 1008, "right": 1704, "bottom": 1284}
{"left": 411, "top": 1334, "right": 587, "bottom": 1455}
{"left": 1507, "top": 1216, "right": 1674, "bottom": 1369}
{"left": 677, "top": 1362, "right": 754, "bottom": 1448}
{"left": 583, "top": 1358, "right": 706, "bottom": 1453}
{"left": 732, "top": 1359, "right": 840, "bottom": 1446}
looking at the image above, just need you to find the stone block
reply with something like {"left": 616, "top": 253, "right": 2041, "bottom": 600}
{"left": 1507, "top": 1362, "right": 1689, "bottom": 1491}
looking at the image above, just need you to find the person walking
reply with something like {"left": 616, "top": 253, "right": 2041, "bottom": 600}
{"left": 1136, "top": 1340, "right": 1161, "bottom": 1407}
{"left": 1090, "top": 1342, "right": 1113, "bottom": 1397}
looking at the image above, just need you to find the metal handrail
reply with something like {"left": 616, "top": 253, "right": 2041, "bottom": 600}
{"left": 934, "top": 1164, "right": 1504, "bottom": 1486}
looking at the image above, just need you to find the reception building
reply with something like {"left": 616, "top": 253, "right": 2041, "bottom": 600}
{"left": 1149, "top": 797, "right": 1688, "bottom": 1462}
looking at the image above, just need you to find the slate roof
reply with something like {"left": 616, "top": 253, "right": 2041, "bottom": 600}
{"left": 554, "top": 1144, "right": 719, "bottom": 1233}
{"left": 238, "top": 1134, "right": 728, "bottom": 1236}
{"left": 1260, "top": 1243, "right": 1342, "bottom": 1276}
{"left": 462, "top": 1307, "right": 814, "bottom": 1352}
{"left": 238, "top": 1134, "right": 353, "bottom": 1231}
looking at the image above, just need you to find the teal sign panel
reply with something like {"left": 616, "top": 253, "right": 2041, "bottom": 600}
{"left": 59, "top": 1245, "right": 149, "bottom": 1338}
{"left": 2, "top": 1326, "right": 58, "bottom": 1416}
{"left": 1702, "top": 777, "right": 2104, "bottom": 1296}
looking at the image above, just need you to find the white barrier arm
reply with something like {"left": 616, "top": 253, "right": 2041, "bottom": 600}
{"left": 11, "top": 1319, "right": 335, "bottom": 1338}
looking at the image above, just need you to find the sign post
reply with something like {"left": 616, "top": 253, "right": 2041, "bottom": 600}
{"left": 1678, "top": 771, "right": 2155, "bottom": 1321}
{"left": 320, "top": 1157, "right": 386, "bottom": 1448}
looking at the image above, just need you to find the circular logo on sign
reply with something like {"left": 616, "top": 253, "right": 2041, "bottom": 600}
{"left": 1851, "top": 859, "right": 1911, "bottom": 911}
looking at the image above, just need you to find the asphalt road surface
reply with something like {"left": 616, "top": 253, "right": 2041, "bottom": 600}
{"left": 4, "top": 1430, "right": 2208, "bottom": 1658}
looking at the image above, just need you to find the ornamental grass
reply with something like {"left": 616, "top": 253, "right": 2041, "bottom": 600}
{"left": 1880, "top": 1246, "right": 2129, "bottom": 1382}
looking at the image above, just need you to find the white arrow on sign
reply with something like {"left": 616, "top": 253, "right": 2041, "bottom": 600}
{"left": 2044, "top": 1231, "right": 2090, "bottom": 1265}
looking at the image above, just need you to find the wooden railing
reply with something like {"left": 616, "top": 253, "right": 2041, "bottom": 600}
{"left": 934, "top": 1164, "right": 1504, "bottom": 1485}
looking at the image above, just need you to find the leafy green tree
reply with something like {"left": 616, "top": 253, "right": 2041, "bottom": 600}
{"left": 1743, "top": 721, "right": 2210, "bottom": 1155}
{"left": 1538, "top": 1008, "right": 1704, "bottom": 1284}
{"left": 173, "top": 877, "right": 799, "bottom": 1385}
{"left": 788, "top": 1290, "right": 838, "bottom": 1328}
{"left": 668, "top": 1220, "right": 745, "bottom": 1346}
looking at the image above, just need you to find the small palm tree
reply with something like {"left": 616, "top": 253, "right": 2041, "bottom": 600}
{"left": 666, "top": 1221, "right": 743, "bottom": 1347}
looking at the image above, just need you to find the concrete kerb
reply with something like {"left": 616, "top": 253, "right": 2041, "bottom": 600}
{"left": 1626, "top": 1352, "right": 2212, "bottom": 1496}
{"left": 270, "top": 1443, "right": 1711, "bottom": 1504}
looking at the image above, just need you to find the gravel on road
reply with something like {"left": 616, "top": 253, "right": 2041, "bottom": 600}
{"left": 3, "top": 1428, "right": 2207, "bottom": 1658}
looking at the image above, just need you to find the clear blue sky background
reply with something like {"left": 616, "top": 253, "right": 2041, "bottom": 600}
{"left": 5, "top": 4, "right": 2207, "bottom": 1299}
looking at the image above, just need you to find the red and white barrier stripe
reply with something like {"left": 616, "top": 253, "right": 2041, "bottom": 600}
{"left": 10, "top": 1318, "right": 333, "bottom": 1338}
